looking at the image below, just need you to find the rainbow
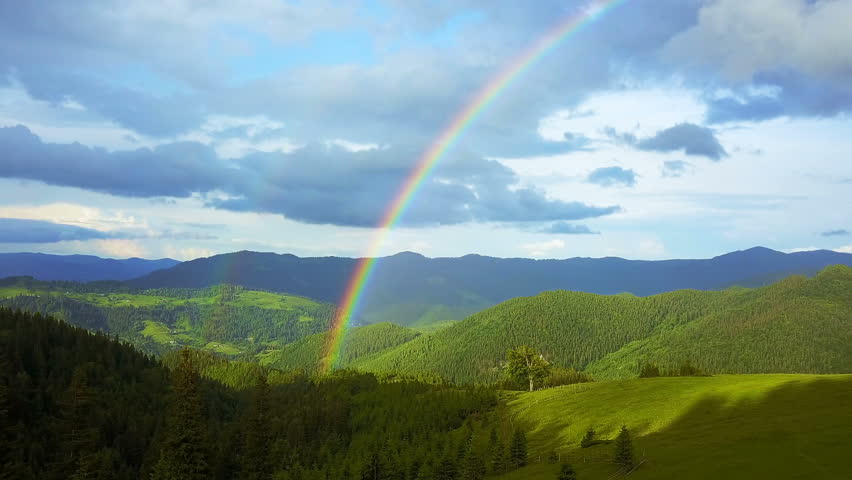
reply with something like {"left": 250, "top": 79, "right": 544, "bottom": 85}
{"left": 321, "top": 0, "right": 627, "bottom": 372}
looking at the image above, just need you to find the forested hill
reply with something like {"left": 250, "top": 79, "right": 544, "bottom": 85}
{"left": 0, "top": 252, "right": 179, "bottom": 281}
{"left": 0, "top": 308, "right": 496, "bottom": 480}
{"left": 126, "top": 247, "right": 852, "bottom": 328}
{"left": 349, "top": 265, "right": 852, "bottom": 383}
{"left": 0, "top": 278, "right": 336, "bottom": 358}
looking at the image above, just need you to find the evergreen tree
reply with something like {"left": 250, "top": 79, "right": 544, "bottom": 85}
{"left": 612, "top": 426, "right": 634, "bottom": 471}
{"left": 489, "top": 437, "right": 508, "bottom": 474}
{"left": 580, "top": 429, "right": 596, "bottom": 448}
{"left": 150, "top": 348, "right": 210, "bottom": 480}
{"left": 547, "top": 450, "right": 559, "bottom": 464}
{"left": 62, "top": 366, "right": 101, "bottom": 480}
{"left": 460, "top": 437, "right": 485, "bottom": 480}
{"left": 435, "top": 455, "right": 457, "bottom": 480}
{"left": 509, "top": 430, "right": 527, "bottom": 469}
{"left": 638, "top": 362, "right": 660, "bottom": 378}
{"left": 505, "top": 346, "right": 551, "bottom": 392}
{"left": 557, "top": 463, "right": 577, "bottom": 480}
{"left": 0, "top": 356, "right": 11, "bottom": 479}
{"left": 241, "top": 373, "right": 273, "bottom": 480}
{"left": 360, "top": 448, "right": 382, "bottom": 480}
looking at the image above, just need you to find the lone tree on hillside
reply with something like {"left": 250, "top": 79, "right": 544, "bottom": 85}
{"left": 505, "top": 345, "right": 551, "bottom": 392}
{"left": 612, "top": 425, "right": 634, "bottom": 471}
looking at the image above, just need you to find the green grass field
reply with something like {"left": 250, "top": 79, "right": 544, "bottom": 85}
{"left": 498, "top": 374, "right": 852, "bottom": 479}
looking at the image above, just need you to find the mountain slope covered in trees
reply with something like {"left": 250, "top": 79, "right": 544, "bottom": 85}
{"left": 0, "top": 308, "right": 498, "bottom": 479}
{"left": 259, "top": 322, "right": 422, "bottom": 375}
{"left": 126, "top": 247, "right": 852, "bottom": 328}
{"left": 350, "top": 266, "right": 852, "bottom": 383}
{"left": 0, "top": 278, "right": 336, "bottom": 357}
{"left": 0, "top": 252, "right": 179, "bottom": 281}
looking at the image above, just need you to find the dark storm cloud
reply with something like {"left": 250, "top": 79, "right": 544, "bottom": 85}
{"left": 705, "top": 71, "right": 852, "bottom": 124}
{"left": 0, "top": 125, "right": 235, "bottom": 198}
{"left": 0, "top": 218, "right": 111, "bottom": 243}
{"left": 586, "top": 166, "right": 637, "bottom": 188}
{"left": 637, "top": 123, "right": 727, "bottom": 161}
{"left": 0, "top": 126, "right": 620, "bottom": 228}
{"left": 541, "top": 222, "right": 598, "bottom": 235}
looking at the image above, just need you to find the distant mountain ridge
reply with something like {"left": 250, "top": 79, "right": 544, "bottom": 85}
{"left": 128, "top": 246, "right": 852, "bottom": 327}
{"left": 0, "top": 252, "right": 180, "bottom": 281}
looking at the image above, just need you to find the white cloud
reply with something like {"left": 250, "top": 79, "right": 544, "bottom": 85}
{"left": 520, "top": 239, "right": 565, "bottom": 258}
{"left": 163, "top": 246, "right": 214, "bottom": 261}
{"left": 537, "top": 87, "right": 706, "bottom": 143}
{"left": 93, "top": 239, "right": 147, "bottom": 258}
{"left": 835, "top": 245, "right": 852, "bottom": 254}
{"left": 325, "top": 139, "right": 384, "bottom": 152}
{"left": 0, "top": 203, "right": 150, "bottom": 233}
{"left": 638, "top": 238, "right": 666, "bottom": 258}
{"left": 179, "top": 114, "right": 300, "bottom": 159}
{"left": 783, "top": 246, "right": 820, "bottom": 253}
{"left": 664, "top": 0, "right": 852, "bottom": 81}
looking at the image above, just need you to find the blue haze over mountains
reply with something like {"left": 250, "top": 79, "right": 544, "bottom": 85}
{"left": 3, "top": 247, "right": 851, "bottom": 325}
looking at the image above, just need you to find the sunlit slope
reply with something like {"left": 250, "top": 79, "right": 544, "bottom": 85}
{"left": 501, "top": 374, "right": 852, "bottom": 479}
{"left": 0, "top": 278, "right": 336, "bottom": 356}
{"left": 258, "top": 322, "right": 421, "bottom": 373}
{"left": 357, "top": 266, "right": 852, "bottom": 383}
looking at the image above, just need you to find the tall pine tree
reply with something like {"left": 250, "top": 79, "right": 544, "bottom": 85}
{"left": 60, "top": 366, "right": 101, "bottom": 480}
{"left": 241, "top": 373, "right": 272, "bottom": 480}
{"left": 150, "top": 348, "right": 210, "bottom": 480}
{"left": 460, "top": 436, "right": 486, "bottom": 480}
{"left": 613, "top": 425, "right": 634, "bottom": 471}
{"left": 509, "top": 430, "right": 527, "bottom": 469}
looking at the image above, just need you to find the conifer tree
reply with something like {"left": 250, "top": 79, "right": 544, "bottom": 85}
{"left": 612, "top": 425, "right": 634, "bottom": 471}
{"left": 0, "top": 359, "right": 10, "bottom": 479}
{"left": 580, "top": 429, "right": 596, "bottom": 448}
{"left": 150, "top": 348, "right": 210, "bottom": 480}
{"left": 460, "top": 437, "right": 485, "bottom": 480}
{"left": 557, "top": 463, "right": 577, "bottom": 480}
{"left": 436, "top": 455, "right": 457, "bottom": 480}
{"left": 490, "top": 436, "right": 508, "bottom": 474}
{"left": 360, "top": 448, "right": 382, "bottom": 480}
{"left": 509, "top": 430, "right": 527, "bottom": 469}
{"left": 62, "top": 367, "right": 101, "bottom": 480}
{"left": 241, "top": 373, "right": 273, "bottom": 480}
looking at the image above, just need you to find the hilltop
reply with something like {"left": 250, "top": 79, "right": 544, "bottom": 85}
{"left": 126, "top": 247, "right": 852, "bottom": 329}
{"left": 347, "top": 265, "right": 852, "bottom": 382}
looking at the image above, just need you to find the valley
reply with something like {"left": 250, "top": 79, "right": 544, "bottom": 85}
{"left": 1, "top": 252, "right": 850, "bottom": 479}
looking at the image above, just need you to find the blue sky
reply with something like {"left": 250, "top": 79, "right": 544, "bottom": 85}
{"left": 0, "top": 0, "right": 850, "bottom": 260}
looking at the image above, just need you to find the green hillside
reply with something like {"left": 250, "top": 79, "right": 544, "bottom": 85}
{"left": 259, "top": 322, "right": 421, "bottom": 373}
{"left": 356, "top": 266, "right": 852, "bottom": 383}
{"left": 498, "top": 374, "right": 852, "bottom": 479}
{"left": 0, "top": 278, "right": 335, "bottom": 357}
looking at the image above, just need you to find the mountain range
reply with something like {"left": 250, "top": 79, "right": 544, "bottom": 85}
{"left": 262, "top": 265, "right": 852, "bottom": 383}
{"left": 0, "top": 252, "right": 179, "bottom": 282}
{"left": 127, "top": 246, "right": 852, "bottom": 327}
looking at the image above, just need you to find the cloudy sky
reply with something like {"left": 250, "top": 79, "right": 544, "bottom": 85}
{"left": 1, "top": 0, "right": 851, "bottom": 261}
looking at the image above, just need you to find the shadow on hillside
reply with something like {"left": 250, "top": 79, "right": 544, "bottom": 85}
{"left": 613, "top": 376, "right": 852, "bottom": 479}
{"left": 515, "top": 376, "right": 852, "bottom": 479}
